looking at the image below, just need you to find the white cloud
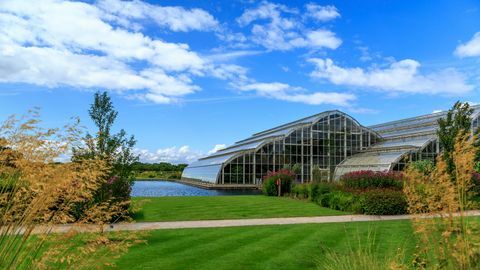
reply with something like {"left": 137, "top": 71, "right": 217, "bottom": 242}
{"left": 236, "top": 2, "right": 341, "bottom": 51}
{"left": 97, "top": 0, "right": 219, "bottom": 32}
{"left": 432, "top": 110, "right": 442, "bottom": 113}
{"left": 0, "top": 0, "right": 222, "bottom": 104}
{"left": 206, "top": 50, "right": 263, "bottom": 62}
{"left": 135, "top": 146, "right": 203, "bottom": 164}
{"left": 455, "top": 32, "right": 480, "bottom": 57}
{"left": 236, "top": 82, "right": 356, "bottom": 106}
{"left": 136, "top": 143, "right": 227, "bottom": 164}
{"left": 305, "top": 4, "right": 340, "bottom": 22}
{"left": 305, "top": 30, "right": 342, "bottom": 49}
{"left": 309, "top": 58, "right": 473, "bottom": 95}
{"left": 208, "top": 144, "right": 227, "bottom": 154}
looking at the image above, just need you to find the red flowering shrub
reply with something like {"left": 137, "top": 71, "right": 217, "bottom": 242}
{"left": 263, "top": 169, "right": 295, "bottom": 196}
{"left": 340, "top": 170, "right": 404, "bottom": 190}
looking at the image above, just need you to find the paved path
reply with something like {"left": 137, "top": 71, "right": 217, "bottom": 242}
{"left": 28, "top": 210, "right": 480, "bottom": 234}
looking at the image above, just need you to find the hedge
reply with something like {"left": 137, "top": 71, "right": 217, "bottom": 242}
{"left": 361, "top": 189, "right": 407, "bottom": 215}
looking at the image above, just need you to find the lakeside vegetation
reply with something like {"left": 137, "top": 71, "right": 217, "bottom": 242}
{"left": 131, "top": 196, "right": 346, "bottom": 222}
{"left": 132, "top": 162, "right": 186, "bottom": 180}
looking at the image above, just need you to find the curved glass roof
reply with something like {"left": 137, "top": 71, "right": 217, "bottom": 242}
{"left": 370, "top": 135, "right": 435, "bottom": 149}
{"left": 210, "top": 140, "right": 265, "bottom": 156}
{"left": 183, "top": 110, "right": 375, "bottom": 184}
{"left": 190, "top": 152, "right": 239, "bottom": 167}
{"left": 378, "top": 125, "right": 437, "bottom": 138}
{"left": 182, "top": 152, "right": 241, "bottom": 184}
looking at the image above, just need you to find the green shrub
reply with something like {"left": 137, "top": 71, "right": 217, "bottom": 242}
{"left": 341, "top": 170, "right": 403, "bottom": 190}
{"left": 263, "top": 178, "right": 277, "bottom": 196}
{"left": 317, "top": 190, "right": 360, "bottom": 213}
{"left": 262, "top": 169, "right": 295, "bottom": 196}
{"left": 291, "top": 184, "right": 309, "bottom": 199}
{"left": 309, "top": 182, "right": 335, "bottom": 202}
{"left": 361, "top": 189, "right": 407, "bottom": 215}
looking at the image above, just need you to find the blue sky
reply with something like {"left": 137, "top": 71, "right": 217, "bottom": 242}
{"left": 1, "top": 0, "right": 480, "bottom": 163}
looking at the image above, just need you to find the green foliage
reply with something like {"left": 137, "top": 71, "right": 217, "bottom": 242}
{"left": 410, "top": 160, "right": 435, "bottom": 175}
{"left": 263, "top": 178, "right": 278, "bottom": 196}
{"left": 290, "top": 181, "right": 407, "bottom": 215}
{"left": 72, "top": 91, "right": 138, "bottom": 218}
{"left": 132, "top": 162, "right": 187, "bottom": 172}
{"left": 135, "top": 170, "right": 183, "bottom": 180}
{"left": 437, "top": 101, "right": 473, "bottom": 176}
{"left": 317, "top": 191, "right": 362, "bottom": 213}
{"left": 340, "top": 170, "right": 403, "bottom": 190}
{"left": 361, "top": 189, "right": 407, "bottom": 215}
{"left": 291, "top": 184, "right": 309, "bottom": 199}
{"left": 133, "top": 162, "right": 186, "bottom": 180}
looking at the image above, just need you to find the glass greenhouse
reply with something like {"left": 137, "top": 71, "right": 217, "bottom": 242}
{"left": 182, "top": 107, "right": 480, "bottom": 188}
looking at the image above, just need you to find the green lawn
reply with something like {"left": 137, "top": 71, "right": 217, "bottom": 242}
{"left": 132, "top": 195, "right": 347, "bottom": 222}
{"left": 113, "top": 220, "right": 415, "bottom": 270}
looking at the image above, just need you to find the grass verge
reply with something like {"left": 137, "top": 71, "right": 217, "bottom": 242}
{"left": 112, "top": 220, "right": 415, "bottom": 270}
{"left": 131, "top": 195, "right": 347, "bottom": 222}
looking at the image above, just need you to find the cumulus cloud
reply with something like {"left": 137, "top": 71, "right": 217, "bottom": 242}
{"left": 0, "top": 0, "right": 220, "bottom": 103}
{"left": 309, "top": 58, "right": 473, "bottom": 95}
{"left": 135, "top": 146, "right": 202, "bottom": 164}
{"left": 305, "top": 4, "right": 340, "bottom": 22}
{"left": 455, "top": 32, "right": 480, "bottom": 57}
{"left": 97, "top": 0, "right": 219, "bottom": 32}
{"left": 136, "top": 143, "right": 227, "bottom": 164}
{"left": 236, "top": 82, "right": 356, "bottom": 106}
{"left": 236, "top": 2, "right": 341, "bottom": 51}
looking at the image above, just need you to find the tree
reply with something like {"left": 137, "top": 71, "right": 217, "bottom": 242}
{"left": 73, "top": 91, "right": 138, "bottom": 202}
{"left": 437, "top": 101, "right": 473, "bottom": 177}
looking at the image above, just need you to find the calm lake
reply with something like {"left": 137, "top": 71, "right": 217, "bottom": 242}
{"left": 131, "top": 180, "right": 261, "bottom": 197}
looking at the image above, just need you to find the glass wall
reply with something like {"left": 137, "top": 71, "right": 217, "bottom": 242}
{"left": 219, "top": 112, "right": 380, "bottom": 184}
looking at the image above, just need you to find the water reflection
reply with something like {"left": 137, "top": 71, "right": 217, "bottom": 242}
{"left": 131, "top": 180, "right": 261, "bottom": 197}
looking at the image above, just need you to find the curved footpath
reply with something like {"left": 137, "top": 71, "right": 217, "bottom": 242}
{"left": 28, "top": 210, "right": 480, "bottom": 234}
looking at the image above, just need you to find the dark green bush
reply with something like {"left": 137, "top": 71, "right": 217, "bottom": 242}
{"left": 340, "top": 170, "right": 404, "bottom": 190}
{"left": 361, "top": 189, "right": 407, "bottom": 215}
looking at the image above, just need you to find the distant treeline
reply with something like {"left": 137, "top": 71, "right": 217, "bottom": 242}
{"left": 132, "top": 162, "right": 188, "bottom": 172}
{"left": 132, "top": 162, "right": 188, "bottom": 180}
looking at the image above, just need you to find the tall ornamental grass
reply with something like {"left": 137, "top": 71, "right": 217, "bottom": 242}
{"left": 0, "top": 110, "right": 143, "bottom": 269}
{"left": 402, "top": 133, "right": 480, "bottom": 269}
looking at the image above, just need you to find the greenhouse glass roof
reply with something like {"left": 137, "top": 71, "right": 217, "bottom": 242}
{"left": 182, "top": 105, "right": 480, "bottom": 187}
